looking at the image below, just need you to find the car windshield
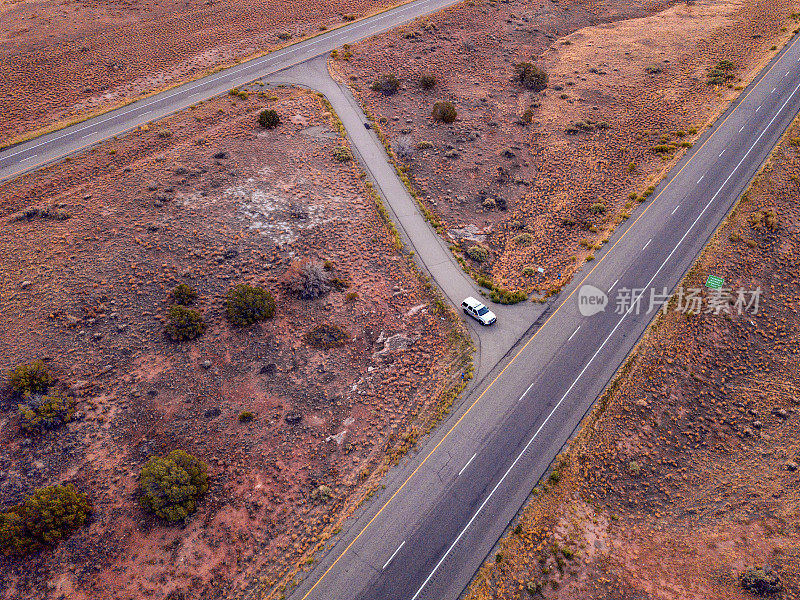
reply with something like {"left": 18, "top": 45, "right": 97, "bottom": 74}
{"left": 477, "top": 306, "right": 489, "bottom": 316}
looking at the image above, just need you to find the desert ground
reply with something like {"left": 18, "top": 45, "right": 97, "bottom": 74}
{"left": 463, "top": 113, "right": 800, "bottom": 599}
{"left": 0, "top": 0, "right": 400, "bottom": 145}
{"left": 336, "top": 0, "right": 799, "bottom": 295}
{"left": 0, "top": 87, "right": 469, "bottom": 599}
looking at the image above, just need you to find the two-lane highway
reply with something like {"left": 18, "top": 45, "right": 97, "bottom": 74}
{"left": 0, "top": 0, "right": 463, "bottom": 183}
{"left": 289, "top": 30, "right": 800, "bottom": 600}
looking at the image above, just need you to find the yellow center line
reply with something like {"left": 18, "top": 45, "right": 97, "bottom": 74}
{"left": 296, "top": 31, "right": 800, "bottom": 600}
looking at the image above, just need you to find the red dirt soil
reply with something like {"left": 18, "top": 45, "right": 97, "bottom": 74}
{"left": 336, "top": 0, "right": 798, "bottom": 294}
{"left": 0, "top": 0, "right": 400, "bottom": 144}
{"left": 465, "top": 114, "right": 800, "bottom": 600}
{"left": 0, "top": 88, "right": 466, "bottom": 599}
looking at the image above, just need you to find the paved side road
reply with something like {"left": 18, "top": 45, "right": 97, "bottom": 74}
{"left": 266, "top": 57, "right": 545, "bottom": 382}
{"left": 279, "top": 33, "right": 800, "bottom": 600}
{"left": 0, "top": 0, "right": 463, "bottom": 184}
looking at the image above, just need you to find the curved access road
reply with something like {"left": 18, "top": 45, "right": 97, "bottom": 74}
{"left": 265, "top": 57, "right": 544, "bottom": 382}
{"left": 0, "top": 0, "right": 464, "bottom": 184}
{"left": 278, "top": 32, "right": 800, "bottom": 600}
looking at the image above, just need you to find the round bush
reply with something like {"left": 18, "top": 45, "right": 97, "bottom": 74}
{"left": 432, "top": 101, "right": 457, "bottom": 123}
{"left": 333, "top": 146, "right": 353, "bottom": 162}
{"left": 8, "top": 360, "right": 52, "bottom": 396}
{"left": 513, "top": 233, "right": 534, "bottom": 247}
{"left": 139, "top": 450, "right": 209, "bottom": 522}
{"left": 171, "top": 283, "right": 198, "bottom": 305}
{"left": 466, "top": 245, "right": 489, "bottom": 263}
{"left": 419, "top": 74, "right": 437, "bottom": 90}
{"left": 741, "top": 566, "right": 781, "bottom": 595}
{"left": 225, "top": 284, "right": 276, "bottom": 326}
{"left": 370, "top": 74, "right": 400, "bottom": 95}
{"left": 514, "top": 62, "right": 549, "bottom": 91}
{"left": 0, "top": 484, "right": 91, "bottom": 556}
{"left": 18, "top": 392, "right": 75, "bottom": 432}
{"left": 258, "top": 109, "right": 280, "bottom": 129}
{"left": 165, "top": 306, "right": 205, "bottom": 341}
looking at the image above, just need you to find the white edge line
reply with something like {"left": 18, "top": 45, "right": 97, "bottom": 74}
{"left": 411, "top": 77, "right": 800, "bottom": 600}
{"left": 458, "top": 453, "right": 477, "bottom": 477}
{"left": 382, "top": 540, "right": 406, "bottom": 570}
{"left": 0, "top": 0, "right": 458, "bottom": 161}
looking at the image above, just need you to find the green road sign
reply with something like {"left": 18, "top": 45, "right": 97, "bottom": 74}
{"left": 705, "top": 275, "right": 724, "bottom": 289}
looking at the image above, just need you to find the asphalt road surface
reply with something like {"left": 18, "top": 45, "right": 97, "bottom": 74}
{"left": 285, "top": 32, "right": 800, "bottom": 600}
{"left": 0, "top": 0, "right": 463, "bottom": 183}
{"left": 265, "top": 57, "right": 545, "bottom": 382}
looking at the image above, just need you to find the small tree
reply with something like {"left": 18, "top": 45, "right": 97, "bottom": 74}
{"left": 432, "top": 101, "right": 457, "bottom": 123}
{"left": 171, "top": 283, "right": 198, "bottom": 305}
{"left": 419, "top": 74, "right": 437, "bottom": 90}
{"left": 225, "top": 284, "right": 276, "bottom": 326}
{"left": 139, "top": 450, "right": 209, "bottom": 522}
{"left": 18, "top": 392, "right": 75, "bottom": 432}
{"left": 258, "top": 109, "right": 280, "bottom": 129}
{"left": 741, "top": 566, "right": 781, "bottom": 595}
{"left": 8, "top": 360, "right": 52, "bottom": 396}
{"left": 0, "top": 484, "right": 90, "bottom": 556}
{"left": 370, "top": 74, "right": 400, "bottom": 95}
{"left": 165, "top": 306, "right": 205, "bottom": 341}
{"left": 514, "top": 62, "right": 549, "bottom": 91}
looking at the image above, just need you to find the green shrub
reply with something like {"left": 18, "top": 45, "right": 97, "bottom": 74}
{"left": 419, "top": 74, "right": 437, "bottom": 90}
{"left": 491, "top": 288, "right": 528, "bottom": 304}
{"left": 171, "top": 283, "right": 198, "bottom": 305}
{"left": 258, "top": 109, "right": 280, "bottom": 129}
{"left": 333, "top": 146, "right": 353, "bottom": 162}
{"left": 228, "top": 87, "right": 248, "bottom": 100}
{"left": 18, "top": 393, "right": 75, "bottom": 432}
{"left": 305, "top": 324, "right": 349, "bottom": 349}
{"left": 139, "top": 450, "right": 209, "bottom": 522}
{"left": 628, "top": 461, "right": 641, "bottom": 476}
{"left": 370, "top": 74, "right": 400, "bottom": 95}
{"left": 707, "top": 60, "right": 736, "bottom": 85}
{"left": 311, "top": 484, "right": 333, "bottom": 502}
{"left": 225, "top": 284, "right": 276, "bottom": 326}
{"left": 346, "top": 291, "right": 359, "bottom": 302}
{"left": 0, "top": 484, "right": 91, "bottom": 556}
{"left": 589, "top": 202, "right": 607, "bottom": 214}
{"left": 238, "top": 411, "right": 254, "bottom": 422}
{"left": 157, "top": 129, "right": 173, "bottom": 139}
{"left": 512, "top": 233, "right": 534, "bottom": 246}
{"left": 513, "top": 62, "right": 549, "bottom": 91}
{"left": 466, "top": 245, "right": 489, "bottom": 262}
{"left": 8, "top": 360, "right": 52, "bottom": 395}
{"left": 165, "top": 306, "right": 205, "bottom": 341}
{"left": 741, "top": 566, "right": 781, "bottom": 595}
{"left": 431, "top": 101, "right": 457, "bottom": 123}
{"left": 522, "top": 266, "right": 536, "bottom": 276}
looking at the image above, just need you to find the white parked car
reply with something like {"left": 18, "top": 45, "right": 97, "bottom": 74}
{"left": 461, "top": 296, "right": 497, "bottom": 326}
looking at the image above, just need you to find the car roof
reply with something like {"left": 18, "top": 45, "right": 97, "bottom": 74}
{"left": 463, "top": 296, "right": 484, "bottom": 308}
